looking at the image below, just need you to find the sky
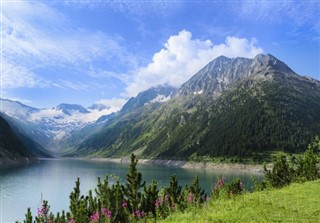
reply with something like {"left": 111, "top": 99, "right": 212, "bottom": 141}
{"left": 1, "top": 1, "right": 320, "bottom": 109}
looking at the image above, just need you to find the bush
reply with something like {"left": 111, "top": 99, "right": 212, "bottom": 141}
{"left": 211, "top": 177, "right": 243, "bottom": 199}
{"left": 19, "top": 154, "right": 208, "bottom": 223}
{"left": 264, "top": 155, "right": 293, "bottom": 188}
{"left": 263, "top": 137, "right": 320, "bottom": 188}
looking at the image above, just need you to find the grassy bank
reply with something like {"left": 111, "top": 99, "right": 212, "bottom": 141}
{"left": 161, "top": 180, "right": 320, "bottom": 223}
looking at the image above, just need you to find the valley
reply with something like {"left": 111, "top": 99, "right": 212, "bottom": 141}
{"left": 1, "top": 54, "right": 319, "bottom": 164}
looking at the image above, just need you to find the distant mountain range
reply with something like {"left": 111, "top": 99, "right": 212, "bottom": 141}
{"left": 1, "top": 54, "right": 319, "bottom": 160}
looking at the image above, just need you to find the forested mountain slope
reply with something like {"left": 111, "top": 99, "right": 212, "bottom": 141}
{"left": 75, "top": 54, "right": 320, "bottom": 159}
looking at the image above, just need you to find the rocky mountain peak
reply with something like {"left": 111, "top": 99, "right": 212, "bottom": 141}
{"left": 179, "top": 56, "right": 252, "bottom": 97}
{"left": 179, "top": 54, "right": 298, "bottom": 97}
{"left": 249, "top": 54, "right": 296, "bottom": 78}
{"left": 56, "top": 103, "right": 90, "bottom": 115}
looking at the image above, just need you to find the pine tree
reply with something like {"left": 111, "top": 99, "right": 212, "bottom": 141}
{"left": 142, "top": 180, "right": 159, "bottom": 215}
{"left": 95, "top": 176, "right": 112, "bottom": 210}
{"left": 165, "top": 175, "right": 182, "bottom": 206}
{"left": 297, "top": 143, "right": 319, "bottom": 180}
{"left": 188, "top": 175, "right": 205, "bottom": 204}
{"left": 69, "top": 178, "right": 89, "bottom": 222}
{"left": 122, "top": 154, "right": 145, "bottom": 213}
{"left": 112, "top": 180, "right": 127, "bottom": 222}
{"left": 23, "top": 208, "right": 33, "bottom": 223}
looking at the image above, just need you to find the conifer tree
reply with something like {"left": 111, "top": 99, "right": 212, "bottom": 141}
{"left": 112, "top": 180, "right": 127, "bottom": 222}
{"left": 142, "top": 180, "right": 159, "bottom": 215}
{"left": 165, "top": 175, "right": 182, "bottom": 206}
{"left": 95, "top": 176, "right": 112, "bottom": 210}
{"left": 23, "top": 208, "right": 33, "bottom": 223}
{"left": 188, "top": 175, "right": 205, "bottom": 204}
{"left": 122, "top": 154, "right": 145, "bottom": 213}
{"left": 69, "top": 178, "right": 89, "bottom": 222}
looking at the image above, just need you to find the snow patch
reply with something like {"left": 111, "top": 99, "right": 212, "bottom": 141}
{"left": 193, "top": 90, "right": 203, "bottom": 95}
{"left": 150, "top": 94, "right": 172, "bottom": 103}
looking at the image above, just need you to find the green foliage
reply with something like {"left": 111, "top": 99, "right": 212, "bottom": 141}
{"left": 161, "top": 180, "right": 320, "bottom": 223}
{"left": 264, "top": 155, "right": 293, "bottom": 188}
{"left": 296, "top": 145, "right": 320, "bottom": 181}
{"left": 185, "top": 175, "right": 206, "bottom": 205}
{"left": 164, "top": 175, "right": 183, "bottom": 207}
{"left": 264, "top": 137, "right": 320, "bottom": 188}
{"left": 19, "top": 154, "right": 212, "bottom": 223}
{"left": 211, "top": 177, "right": 244, "bottom": 199}
{"left": 69, "top": 178, "right": 89, "bottom": 222}
{"left": 122, "top": 154, "right": 146, "bottom": 213}
{"left": 141, "top": 180, "right": 159, "bottom": 216}
{"left": 19, "top": 144, "right": 319, "bottom": 223}
{"left": 23, "top": 208, "right": 32, "bottom": 223}
{"left": 75, "top": 71, "right": 320, "bottom": 160}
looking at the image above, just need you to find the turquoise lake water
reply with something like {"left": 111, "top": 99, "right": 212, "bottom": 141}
{"left": 0, "top": 158, "right": 263, "bottom": 222}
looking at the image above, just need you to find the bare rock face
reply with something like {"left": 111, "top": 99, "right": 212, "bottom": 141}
{"left": 178, "top": 54, "right": 299, "bottom": 98}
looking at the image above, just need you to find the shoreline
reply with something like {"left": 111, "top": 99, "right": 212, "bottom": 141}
{"left": 0, "top": 157, "right": 38, "bottom": 167}
{"left": 86, "top": 157, "right": 266, "bottom": 173}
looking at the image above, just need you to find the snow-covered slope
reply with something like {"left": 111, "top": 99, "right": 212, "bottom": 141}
{"left": 0, "top": 99, "right": 116, "bottom": 151}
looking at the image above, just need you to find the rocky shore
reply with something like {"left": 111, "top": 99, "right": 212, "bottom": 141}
{"left": 89, "top": 157, "right": 265, "bottom": 173}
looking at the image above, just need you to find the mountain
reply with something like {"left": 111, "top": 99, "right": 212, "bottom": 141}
{"left": 76, "top": 54, "right": 320, "bottom": 159}
{"left": 56, "top": 103, "right": 90, "bottom": 115}
{"left": 121, "top": 85, "right": 177, "bottom": 113}
{"left": 0, "top": 115, "right": 37, "bottom": 165}
{"left": 0, "top": 99, "right": 116, "bottom": 153}
{"left": 179, "top": 56, "right": 252, "bottom": 97}
{"left": 88, "top": 103, "right": 110, "bottom": 111}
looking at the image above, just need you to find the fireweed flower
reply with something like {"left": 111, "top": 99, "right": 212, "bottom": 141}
{"left": 133, "top": 210, "right": 144, "bottom": 219}
{"left": 90, "top": 211, "right": 100, "bottom": 222}
{"left": 121, "top": 201, "right": 127, "bottom": 208}
{"left": 106, "top": 210, "right": 112, "bottom": 219}
{"left": 239, "top": 180, "right": 243, "bottom": 189}
{"left": 187, "top": 193, "right": 193, "bottom": 203}
{"left": 155, "top": 198, "right": 162, "bottom": 208}
{"left": 37, "top": 206, "right": 47, "bottom": 216}
{"left": 102, "top": 207, "right": 107, "bottom": 214}
{"left": 68, "top": 218, "right": 75, "bottom": 223}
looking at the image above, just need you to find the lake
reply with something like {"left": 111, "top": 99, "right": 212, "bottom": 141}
{"left": 0, "top": 158, "right": 263, "bottom": 222}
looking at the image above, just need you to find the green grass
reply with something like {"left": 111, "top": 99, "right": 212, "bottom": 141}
{"left": 161, "top": 180, "right": 320, "bottom": 223}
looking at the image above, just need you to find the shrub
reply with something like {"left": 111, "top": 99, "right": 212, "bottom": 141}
{"left": 263, "top": 137, "right": 320, "bottom": 188}
{"left": 211, "top": 177, "right": 243, "bottom": 199}
{"left": 264, "top": 155, "right": 293, "bottom": 188}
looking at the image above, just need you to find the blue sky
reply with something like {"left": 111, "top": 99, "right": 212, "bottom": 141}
{"left": 1, "top": 1, "right": 319, "bottom": 109}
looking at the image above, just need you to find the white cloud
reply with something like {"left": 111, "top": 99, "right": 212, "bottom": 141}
{"left": 2, "top": 60, "right": 49, "bottom": 88}
{"left": 125, "top": 30, "right": 263, "bottom": 97}
{"left": 2, "top": 1, "right": 136, "bottom": 89}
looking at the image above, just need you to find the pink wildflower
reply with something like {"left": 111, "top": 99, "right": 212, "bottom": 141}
{"left": 68, "top": 218, "right": 75, "bottom": 223}
{"left": 187, "top": 192, "right": 193, "bottom": 203}
{"left": 90, "top": 211, "right": 100, "bottom": 222}
{"left": 239, "top": 180, "right": 243, "bottom": 189}
{"left": 106, "top": 210, "right": 112, "bottom": 219}
{"left": 121, "top": 201, "right": 127, "bottom": 208}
